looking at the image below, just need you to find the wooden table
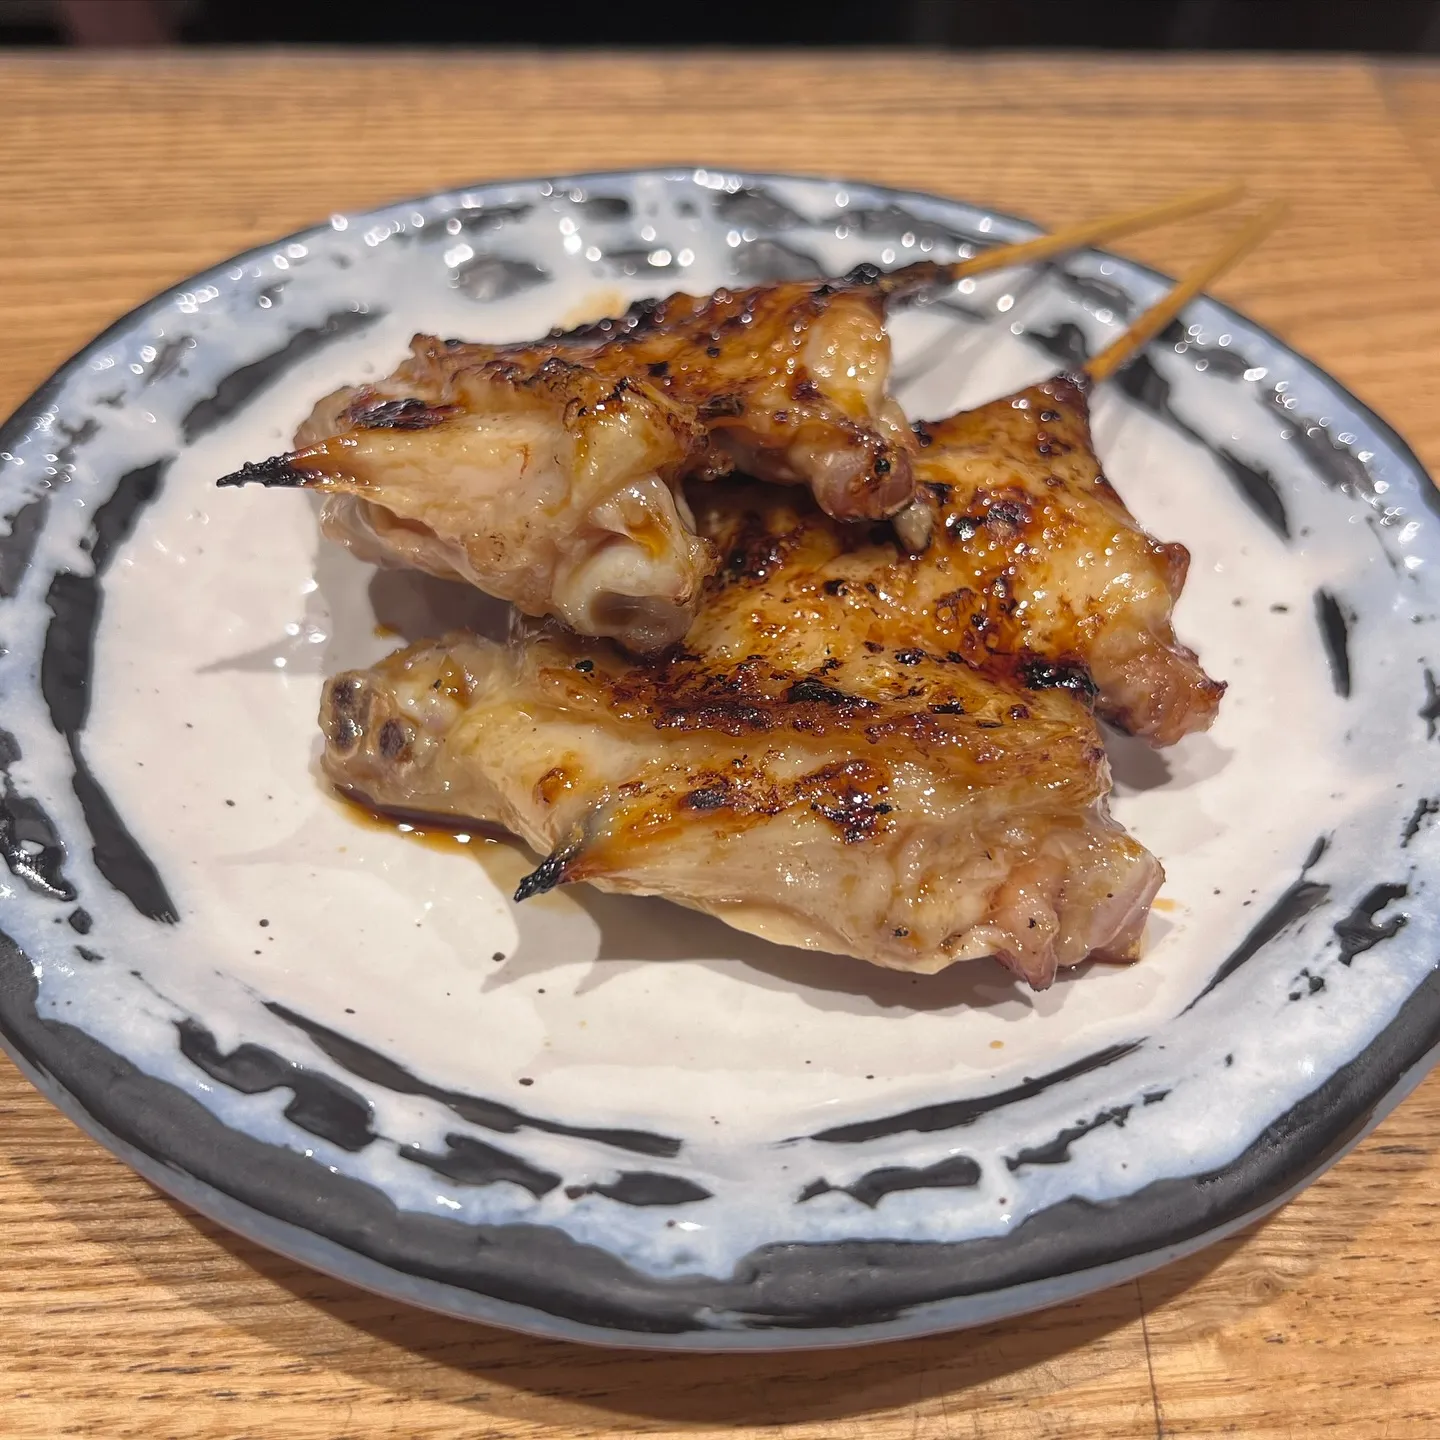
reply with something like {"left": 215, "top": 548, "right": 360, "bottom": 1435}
{"left": 2, "top": 50, "right": 1439, "bottom": 1439}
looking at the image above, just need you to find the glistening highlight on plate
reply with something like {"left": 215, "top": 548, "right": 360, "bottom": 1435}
{"left": 0, "top": 169, "right": 1436, "bottom": 1349}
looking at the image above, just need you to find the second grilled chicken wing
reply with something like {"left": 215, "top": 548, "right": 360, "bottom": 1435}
{"left": 687, "top": 376, "right": 1221, "bottom": 751}
{"left": 322, "top": 632, "right": 1158, "bottom": 989}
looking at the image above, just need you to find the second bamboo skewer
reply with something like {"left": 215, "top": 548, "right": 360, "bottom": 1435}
{"left": 1085, "top": 200, "right": 1287, "bottom": 384}
{"left": 876, "top": 182, "right": 1247, "bottom": 298}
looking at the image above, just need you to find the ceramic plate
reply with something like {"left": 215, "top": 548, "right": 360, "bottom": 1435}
{"left": 1, "top": 169, "right": 1437, "bottom": 1351}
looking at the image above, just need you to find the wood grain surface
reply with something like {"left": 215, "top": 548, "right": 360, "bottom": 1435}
{"left": 1, "top": 50, "right": 1439, "bottom": 1440}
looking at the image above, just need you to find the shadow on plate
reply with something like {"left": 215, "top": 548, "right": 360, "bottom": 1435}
{"left": 367, "top": 566, "right": 512, "bottom": 645}
{"left": 488, "top": 878, "right": 1038, "bottom": 1017}
{"left": 1106, "top": 723, "right": 1234, "bottom": 796}
{"left": 1105, "top": 725, "right": 1174, "bottom": 793}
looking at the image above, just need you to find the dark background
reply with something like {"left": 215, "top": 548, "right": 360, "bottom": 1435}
{"left": 6, "top": 0, "right": 1440, "bottom": 50}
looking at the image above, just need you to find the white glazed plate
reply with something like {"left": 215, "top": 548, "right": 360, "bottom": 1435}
{"left": 1, "top": 170, "right": 1437, "bottom": 1349}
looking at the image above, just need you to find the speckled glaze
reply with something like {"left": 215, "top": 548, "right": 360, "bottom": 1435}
{"left": 1, "top": 170, "right": 1437, "bottom": 1350}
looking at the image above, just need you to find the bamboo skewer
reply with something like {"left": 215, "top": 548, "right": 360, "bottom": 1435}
{"left": 1084, "top": 200, "right": 1287, "bottom": 383}
{"left": 877, "top": 181, "right": 1248, "bottom": 298}
{"left": 949, "top": 181, "right": 1249, "bottom": 281}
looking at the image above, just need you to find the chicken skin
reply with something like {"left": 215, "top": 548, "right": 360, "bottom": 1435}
{"left": 876, "top": 373, "right": 1221, "bottom": 744}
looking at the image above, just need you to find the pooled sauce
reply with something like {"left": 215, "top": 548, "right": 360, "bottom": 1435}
{"left": 335, "top": 790, "right": 485, "bottom": 852}
{"left": 329, "top": 791, "right": 552, "bottom": 895}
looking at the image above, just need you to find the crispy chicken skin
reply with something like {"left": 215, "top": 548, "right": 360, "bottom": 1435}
{"left": 218, "top": 357, "right": 714, "bottom": 653}
{"left": 500, "top": 266, "right": 921, "bottom": 522}
{"left": 321, "top": 467, "right": 1164, "bottom": 989}
{"left": 897, "top": 374, "right": 1225, "bottom": 744}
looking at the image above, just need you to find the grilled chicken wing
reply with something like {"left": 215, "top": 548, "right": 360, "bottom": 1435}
{"left": 893, "top": 373, "right": 1224, "bottom": 744}
{"left": 321, "top": 462, "right": 1164, "bottom": 988}
{"left": 216, "top": 264, "right": 943, "bottom": 649}
{"left": 218, "top": 357, "right": 713, "bottom": 653}
{"left": 323, "top": 633, "right": 1157, "bottom": 988}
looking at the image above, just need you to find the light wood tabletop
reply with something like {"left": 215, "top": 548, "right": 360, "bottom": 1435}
{"left": 2, "top": 49, "right": 1439, "bottom": 1440}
